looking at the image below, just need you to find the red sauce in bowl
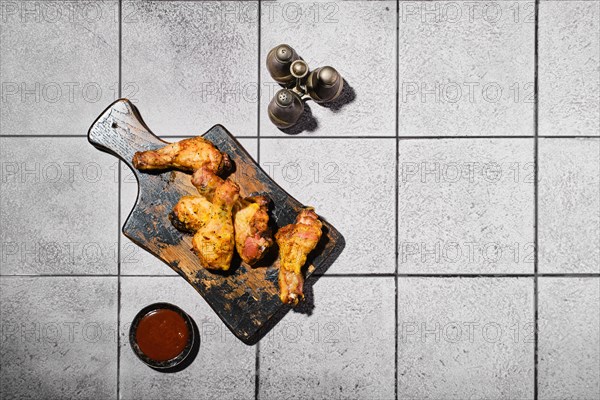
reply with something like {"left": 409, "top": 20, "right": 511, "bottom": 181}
{"left": 135, "top": 309, "right": 190, "bottom": 362}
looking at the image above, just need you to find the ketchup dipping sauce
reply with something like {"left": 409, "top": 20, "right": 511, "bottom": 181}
{"left": 129, "top": 303, "right": 195, "bottom": 369}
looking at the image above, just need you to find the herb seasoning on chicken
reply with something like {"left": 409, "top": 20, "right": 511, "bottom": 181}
{"left": 275, "top": 208, "right": 323, "bottom": 305}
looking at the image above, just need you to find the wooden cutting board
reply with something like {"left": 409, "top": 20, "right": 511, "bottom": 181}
{"left": 88, "top": 99, "right": 345, "bottom": 344}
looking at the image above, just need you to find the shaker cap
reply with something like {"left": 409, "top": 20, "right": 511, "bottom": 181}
{"left": 291, "top": 60, "right": 309, "bottom": 79}
{"left": 317, "top": 66, "right": 339, "bottom": 87}
{"left": 275, "top": 89, "right": 294, "bottom": 107}
{"left": 275, "top": 45, "right": 294, "bottom": 63}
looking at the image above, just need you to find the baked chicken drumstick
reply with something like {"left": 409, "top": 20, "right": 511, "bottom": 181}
{"left": 132, "top": 137, "right": 231, "bottom": 174}
{"left": 234, "top": 196, "right": 274, "bottom": 265}
{"left": 171, "top": 167, "right": 239, "bottom": 271}
{"left": 191, "top": 167, "right": 274, "bottom": 265}
{"left": 275, "top": 208, "right": 323, "bottom": 305}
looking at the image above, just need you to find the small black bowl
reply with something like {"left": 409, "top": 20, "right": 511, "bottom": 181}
{"left": 129, "top": 302, "right": 197, "bottom": 370}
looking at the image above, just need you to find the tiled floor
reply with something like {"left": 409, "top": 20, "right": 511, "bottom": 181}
{"left": 1, "top": 1, "right": 599, "bottom": 400}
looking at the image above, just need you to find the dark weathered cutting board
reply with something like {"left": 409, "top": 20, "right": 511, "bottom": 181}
{"left": 88, "top": 99, "right": 345, "bottom": 345}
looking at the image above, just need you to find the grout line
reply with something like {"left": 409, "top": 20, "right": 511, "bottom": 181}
{"left": 0, "top": 275, "right": 126, "bottom": 278}
{"left": 533, "top": 1, "right": 540, "bottom": 399}
{"left": 394, "top": 0, "right": 400, "bottom": 398}
{"left": 7, "top": 0, "right": 569, "bottom": 2}
{"left": 316, "top": 273, "right": 395, "bottom": 277}
{"left": 397, "top": 274, "right": 542, "bottom": 278}
{"left": 2, "top": 134, "right": 600, "bottom": 139}
{"left": 0, "top": 275, "right": 123, "bottom": 278}
{"left": 116, "top": 276, "right": 122, "bottom": 400}
{"left": 250, "top": 135, "right": 600, "bottom": 140}
{"left": 8, "top": 0, "right": 564, "bottom": 2}
{"left": 117, "top": 1, "right": 123, "bottom": 398}
{"left": 2, "top": 273, "right": 599, "bottom": 278}
{"left": 255, "top": 2, "right": 262, "bottom": 400}
{"left": 0, "top": 17, "right": 2, "bottom": 137}
{"left": 256, "top": 0, "right": 261, "bottom": 164}
{"left": 0, "top": 135, "right": 98, "bottom": 138}
{"left": 537, "top": 273, "right": 600, "bottom": 278}
{"left": 255, "top": 343, "right": 261, "bottom": 400}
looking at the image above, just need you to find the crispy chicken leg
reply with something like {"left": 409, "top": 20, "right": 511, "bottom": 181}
{"left": 234, "top": 196, "right": 274, "bottom": 265}
{"left": 275, "top": 208, "right": 322, "bottom": 305}
{"left": 132, "top": 137, "right": 231, "bottom": 174}
{"left": 171, "top": 167, "right": 239, "bottom": 271}
{"left": 170, "top": 195, "right": 212, "bottom": 233}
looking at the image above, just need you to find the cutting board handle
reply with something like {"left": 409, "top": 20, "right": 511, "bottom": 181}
{"left": 87, "top": 99, "right": 165, "bottom": 166}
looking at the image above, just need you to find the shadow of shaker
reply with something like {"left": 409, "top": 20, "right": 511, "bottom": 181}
{"left": 320, "top": 79, "right": 356, "bottom": 112}
{"left": 279, "top": 78, "right": 357, "bottom": 135}
{"left": 279, "top": 102, "right": 319, "bottom": 135}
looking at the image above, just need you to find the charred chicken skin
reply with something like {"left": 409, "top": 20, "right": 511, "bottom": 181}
{"left": 275, "top": 208, "right": 322, "bottom": 305}
{"left": 171, "top": 167, "right": 239, "bottom": 271}
{"left": 234, "top": 196, "right": 274, "bottom": 265}
{"left": 132, "top": 137, "right": 231, "bottom": 174}
{"left": 133, "top": 136, "right": 324, "bottom": 285}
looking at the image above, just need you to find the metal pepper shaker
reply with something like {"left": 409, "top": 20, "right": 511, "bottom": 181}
{"left": 306, "top": 66, "right": 343, "bottom": 103}
{"left": 266, "top": 44, "right": 301, "bottom": 86}
{"left": 267, "top": 89, "right": 305, "bottom": 129}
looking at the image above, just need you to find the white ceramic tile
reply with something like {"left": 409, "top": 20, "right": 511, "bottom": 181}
{"left": 539, "top": 1, "right": 600, "bottom": 136}
{"left": 538, "top": 277, "right": 600, "bottom": 400}
{"left": 398, "top": 1, "right": 535, "bottom": 136}
{"left": 119, "top": 276, "right": 255, "bottom": 400}
{"left": 260, "top": 0, "right": 396, "bottom": 136}
{"left": 398, "top": 139, "right": 534, "bottom": 274}
{"left": 539, "top": 138, "right": 600, "bottom": 273}
{"left": 397, "top": 277, "right": 534, "bottom": 399}
{"left": 121, "top": 0, "right": 258, "bottom": 137}
{"left": 0, "top": 0, "right": 119, "bottom": 136}
{"left": 259, "top": 277, "right": 396, "bottom": 400}
{"left": 0, "top": 277, "right": 118, "bottom": 399}
{"left": 0, "top": 137, "right": 119, "bottom": 275}
{"left": 260, "top": 138, "right": 396, "bottom": 274}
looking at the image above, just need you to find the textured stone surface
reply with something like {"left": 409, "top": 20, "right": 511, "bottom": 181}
{"left": 259, "top": 277, "right": 395, "bottom": 400}
{"left": 119, "top": 137, "right": 257, "bottom": 275}
{"left": 119, "top": 276, "right": 255, "bottom": 399}
{"left": 397, "top": 277, "right": 534, "bottom": 399}
{"left": 539, "top": 138, "right": 600, "bottom": 273}
{"left": 398, "top": 1, "right": 535, "bottom": 136}
{"left": 539, "top": 1, "right": 600, "bottom": 136}
{"left": 1, "top": 2, "right": 600, "bottom": 399}
{"left": 260, "top": 138, "right": 396, "bottom": 274}
{"left": 260, "top": 0, "right": 396, "bottom": 136}
{"left": 0, "top": 137, "right": 119, "bottom": 275}
{"left": 538, "top": 278, "right": 600, "bottom": 400}
{"left": 121, "top": 0, "right": 258, "bottom": 137}
{"left": 0, "top": 277, "right": 118, "bottom": 400}
{"left": 0, "top": 0, "right": 119, "bottom": 136}
{"left": 398, "top": 139, "right": 534, "bottom": 274}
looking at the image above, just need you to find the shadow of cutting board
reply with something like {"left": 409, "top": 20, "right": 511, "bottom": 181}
{"left": 87, "top": 99, "right": 345, "bottom": 345}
